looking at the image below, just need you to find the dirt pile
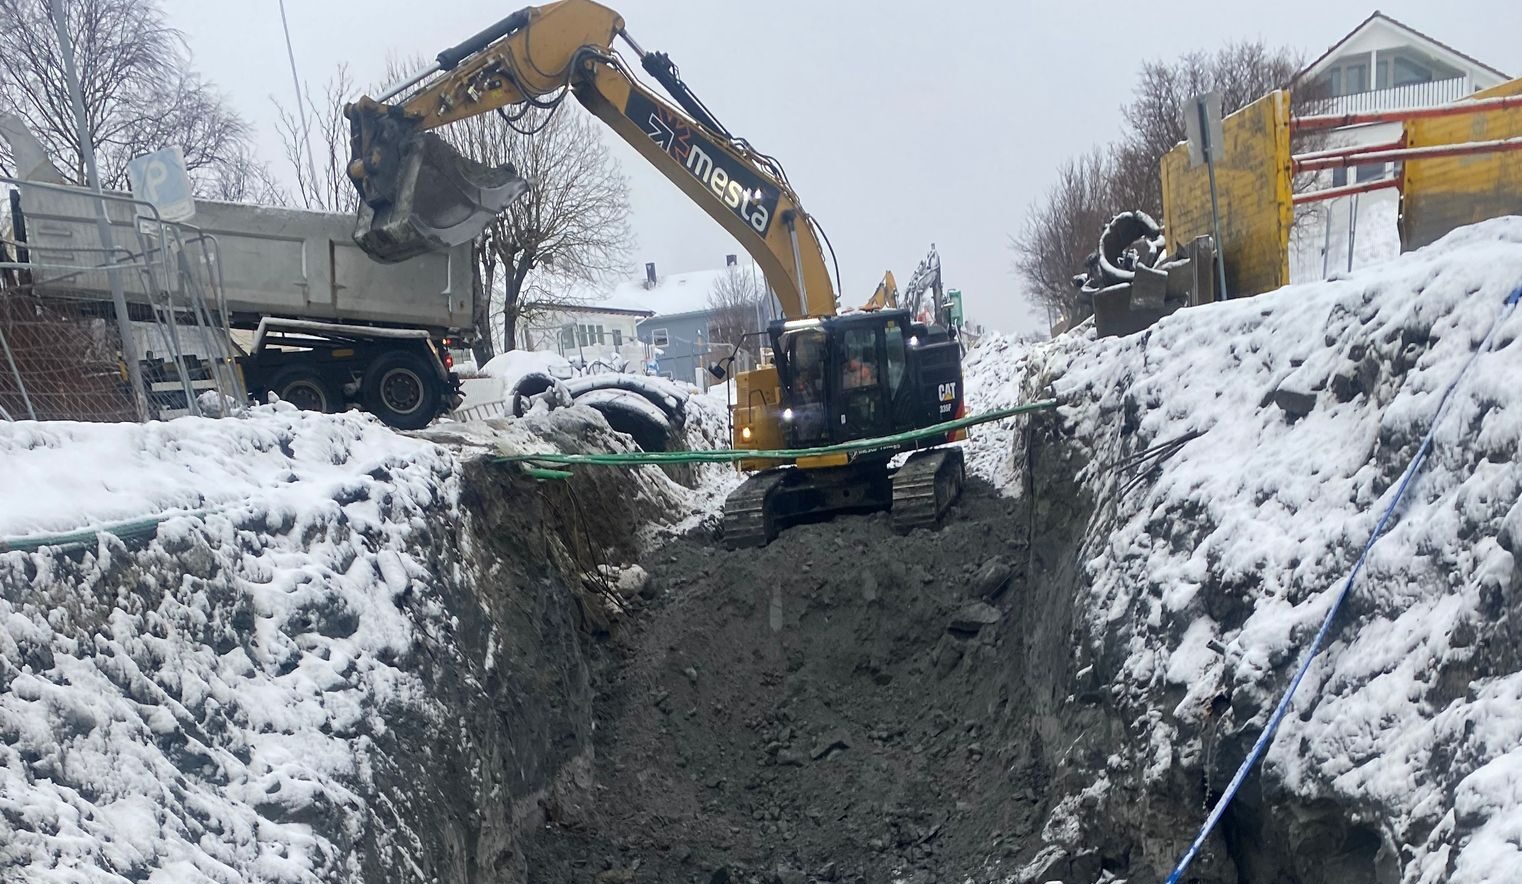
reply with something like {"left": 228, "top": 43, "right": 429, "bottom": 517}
{"left": 521, "top": 475, "right": 1087, "bottom": 884}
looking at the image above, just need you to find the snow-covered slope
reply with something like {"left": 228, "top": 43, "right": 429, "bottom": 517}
{"left": 961, "top": 332, "right": 1039, "bottom": 489}
{"left": 1, "top": 406, "right": 461, "bottom": 881}
{"left": 983, "top": 217, "right": 1522, "bottom": 883}
{"left": 0, "top": 402, "right": 714, "bottom": 883}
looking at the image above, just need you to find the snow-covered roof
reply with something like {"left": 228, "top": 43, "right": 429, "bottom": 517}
{"left": 567, "top": 261, "right": 764, "bottom": 320}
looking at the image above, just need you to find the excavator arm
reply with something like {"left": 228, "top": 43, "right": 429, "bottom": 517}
{"left": 863, "top": 271, "right": 898, "bottom": 310}
{"left": 345, "top": 0, "right": 837, "bottom": 319}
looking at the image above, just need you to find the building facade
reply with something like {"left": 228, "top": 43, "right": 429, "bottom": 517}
{"left": 519, "top": 302, "right": 654, "bottom": 371}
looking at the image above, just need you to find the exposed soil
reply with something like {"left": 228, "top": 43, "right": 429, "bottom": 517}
{"left": 522, "top": 479, "right": 1065, "bottom": 884}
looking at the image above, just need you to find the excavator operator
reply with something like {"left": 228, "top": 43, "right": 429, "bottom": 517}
{"left": 843, "top": 343, "right": 876, "bottom": 390}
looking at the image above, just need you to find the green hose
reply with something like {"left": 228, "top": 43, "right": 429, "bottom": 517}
{"left": 3, "top": 401, "right": 1059, "bottom": 552}
{"left": 493, "top": 399, "right": 1059, "bottom": 468}
{"left": 1, "top": 509, "right": 212, "bottom": 555}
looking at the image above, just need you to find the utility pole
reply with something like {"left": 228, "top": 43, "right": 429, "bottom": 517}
{"left": 50, "top": 0, "right": 148, "bottom": 420}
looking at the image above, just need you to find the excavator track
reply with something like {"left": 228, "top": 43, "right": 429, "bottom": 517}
{"left": 722, "top": 469, "right": 790, "bottom": 549}
{"left": 890, "top": 447, "right": 965, "bottom": 534}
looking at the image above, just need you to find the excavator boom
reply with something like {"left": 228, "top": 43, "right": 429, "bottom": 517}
{"left": 344, "top": 0, "right": 836, "bottom": 318}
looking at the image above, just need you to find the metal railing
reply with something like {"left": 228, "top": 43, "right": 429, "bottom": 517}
{"left": 1316, "top": 77, "right": 1473, "bottom": 116}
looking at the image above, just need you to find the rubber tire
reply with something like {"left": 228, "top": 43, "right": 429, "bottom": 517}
{"left": 268, "top": 367, "right": 342, "bottom": 414}
{"left": 362, "top": 351, "right": 442, "bottom": 430}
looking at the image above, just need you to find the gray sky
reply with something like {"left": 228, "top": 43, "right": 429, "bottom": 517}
{"left": 162, "top": 1, "right": 1521, "bottom": 336}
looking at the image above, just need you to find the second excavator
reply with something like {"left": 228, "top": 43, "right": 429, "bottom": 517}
{"left": 344, "top": 0, "right": 967, "bottom": 547}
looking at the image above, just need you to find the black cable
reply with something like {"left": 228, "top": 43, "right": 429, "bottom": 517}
{"left": 808, "top": 215, "right": 843, "bottom": 302}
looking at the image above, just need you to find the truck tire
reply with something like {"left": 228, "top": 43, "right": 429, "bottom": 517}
{"left": 363, "top": 350, "right": 442, "bottom": 430}
{"left": 269, "top": 367, "right": 342, "bottom": 414}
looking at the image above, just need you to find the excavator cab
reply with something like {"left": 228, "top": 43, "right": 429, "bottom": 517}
{"left": 770, "top": 311, "right": 960, "bottom": 449}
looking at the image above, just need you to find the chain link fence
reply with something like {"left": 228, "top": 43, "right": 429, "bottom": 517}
{"left": 1, "top": 179, "right": 245, "bottom": 423}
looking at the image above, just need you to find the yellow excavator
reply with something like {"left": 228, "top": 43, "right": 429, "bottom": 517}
{"left": 344, "top": 0, "right": 967, "bottom": 547}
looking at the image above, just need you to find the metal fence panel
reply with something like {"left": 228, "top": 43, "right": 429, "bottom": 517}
{"left": 1161, "top": 90, "right": 1293, "bottom": 298}
{"left": 1401, "top": 77, "right": 1522, "bottom": 251}
{"left": 2, "top": 178, "right": 245, "bottom": 422}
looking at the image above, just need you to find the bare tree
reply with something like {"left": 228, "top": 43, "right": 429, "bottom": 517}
{"left": 1012, "top": 41, "right": 1316, "bottom": 328}
{"left": 1009, "top": 148, "right": 1116, "bottom": 331}
{"left": 707, "top": 264, "right": 762, "bottom": 365}
{"left": 0, "top": 0, "right": 269, "bottom": 198}
{"left": 272, "top": 65, "right": 358, "bottom": 213}
{"left": 447, "top": 103, "right": 632, "bottom": 364}
{"left": 208, "top": 142, "right": 286, "bottom": 204}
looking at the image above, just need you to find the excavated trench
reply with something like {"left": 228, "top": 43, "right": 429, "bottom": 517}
{"left": 487, "top": 403, "right": 1108, "bottom": 884}
{"left": 519, "top": 478, "right": 1058, "bottom": 884}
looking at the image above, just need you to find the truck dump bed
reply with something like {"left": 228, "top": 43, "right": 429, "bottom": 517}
{"left": 14, "top": 184, "right": 474, "bottom": 336}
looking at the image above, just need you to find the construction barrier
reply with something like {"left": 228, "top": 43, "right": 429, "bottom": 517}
{"left": 1160, "top": 90, "right": 1293, "bottom": 298}
{"left": 1401, "top": 76, "right": 1522, "bottom": 251}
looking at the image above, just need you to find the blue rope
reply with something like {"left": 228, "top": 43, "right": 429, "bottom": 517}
{"left": 1164, "top": 282, "right": 1522, "bottom": 884}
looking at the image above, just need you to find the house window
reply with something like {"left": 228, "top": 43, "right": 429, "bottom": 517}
{"left": 612, "top": 329, "right": 623, "bottom": 348}
{"left": 576, "top": 324, "right": 589, "bottom": 347}
{"left": 1332, "top": 167, "right": 1348, "bottom": 187}
{"left": 1356, "top": 162, "right": 1387, "bottom": 184}
{"left": 1322, "top": 53, "right": 1371, "bottom": 97}
{"left": 559, "top": 325, "right": 576, "bottom": 352}
{"left": 1342, "top": 60, "right": 1369, "bottom": 95}
{"left": 1393, "top": 58, "right": 1434, "bottom": 87}
{"left": 651, "top": 328, "right": 670, "bottom": 347}
{"left": 596, "top": 325, "right": 606, "bottom": 345}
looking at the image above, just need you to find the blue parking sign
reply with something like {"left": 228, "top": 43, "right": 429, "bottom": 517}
{"left": 127, "top": 147, "right": 196, "bottom": 224}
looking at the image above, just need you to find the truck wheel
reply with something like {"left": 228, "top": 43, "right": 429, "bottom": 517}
{"left": 269, "top": 368, "right": 342, "bottom": 414}
{"left": 363, "top": 351, "right": 442, "bottom": 430}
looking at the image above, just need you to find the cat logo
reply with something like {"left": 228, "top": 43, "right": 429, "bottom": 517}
{"left": 938, "top": 382, "right": 957, "bottom": 403}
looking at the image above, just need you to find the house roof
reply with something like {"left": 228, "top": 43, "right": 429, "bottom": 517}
{"left": 537, "top": 301, "right": 653, "bottom": 318}
{"left": 1295, "top": 11, "right": 1509, "bottom": 83}
{"left": 573, "top": 261, "right": 765, "bottom": 320}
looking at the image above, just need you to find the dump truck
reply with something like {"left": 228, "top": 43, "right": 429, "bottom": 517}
{"left": 6, "top": 180, "right": 474, "bottom": 429}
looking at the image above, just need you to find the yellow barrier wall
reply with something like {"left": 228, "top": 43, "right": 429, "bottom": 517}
{"left": 1160, "top": 90, "right": 1293, "bottom": 298}
{"left": 1401, "top": 76, "right": 1522, "bottom": 250}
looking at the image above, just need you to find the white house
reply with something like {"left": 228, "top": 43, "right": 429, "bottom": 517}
{"left": 1289, "top": 12, "right": 1509, "bottom": 279}
{"left": 519, "top": 296, "right": 654, "bottom": 371}
{"left": 516, "top": 257, "right": 774, "bottom": 382}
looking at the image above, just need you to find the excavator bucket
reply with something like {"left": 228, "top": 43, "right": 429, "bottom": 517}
{"left": 353, "top": 132, "right": 529, "bottom": 264}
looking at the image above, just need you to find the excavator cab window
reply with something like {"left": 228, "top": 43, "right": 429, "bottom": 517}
{"left": 782, "top": 327, "right": 829, "bottom": 445}
{"left": 836, "top": 326, "right": 885, "bottom": 440}
{"left": 884, "top": 322, "right": 907, "bottom": 396}
{"left": 884, "top": 321, "right": 919, "bottom": 428}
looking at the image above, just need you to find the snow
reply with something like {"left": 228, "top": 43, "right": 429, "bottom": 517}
{"left": 0, "top": 393, "right": 734, "bottom": 882}
{"left": 477, "top": 350, "right": 574, "bottom": 397}
{"left": 0, "top": 402, "right": 435, "bottom": 540}
{"left": 970, "top": 216, "right": 1522, "bottom": 882}
{"left": 1, "top": 404, "right": 458, "bottom": 881}
{"left": 959, "top": 331, "right": 1041, "bottom": 490}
